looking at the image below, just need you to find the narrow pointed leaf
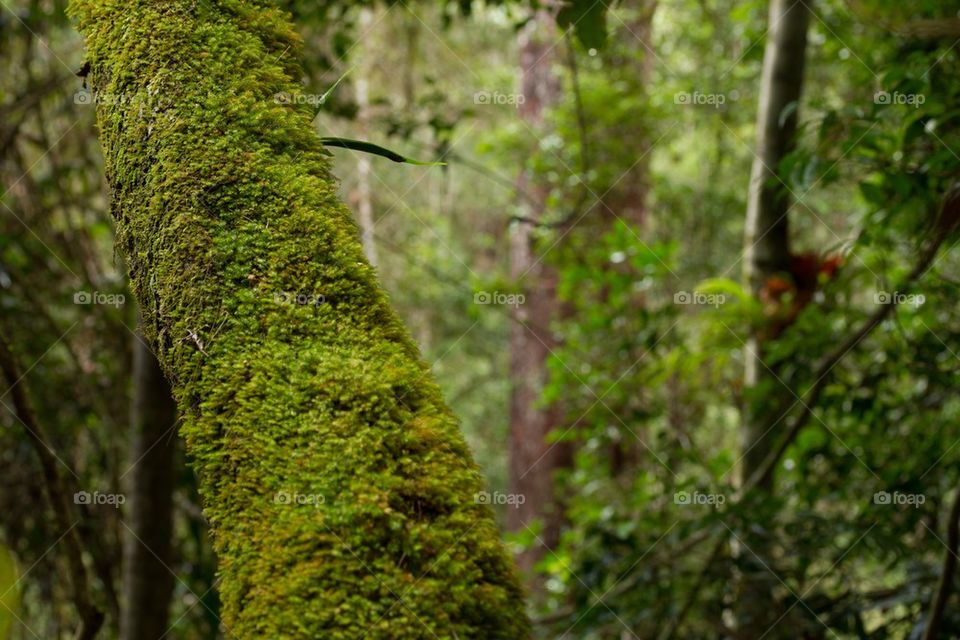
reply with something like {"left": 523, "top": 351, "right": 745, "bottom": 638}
{"left": 320, "top": 137, "right": 446, "bottom": 166}
{"left": 312, "top": 66, "right": 353, "bottom": 117}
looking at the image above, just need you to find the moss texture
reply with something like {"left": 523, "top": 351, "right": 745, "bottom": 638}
{"left": 69, "top": 1, "right": 530, "bottom": 637}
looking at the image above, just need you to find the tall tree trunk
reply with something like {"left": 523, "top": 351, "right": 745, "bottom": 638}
{"left": 599, "top": 0, "right": 656, "bottom": 230}
{"left": 738, "top": 0, "right": 811, "bottom": 635}
{"left": 601, "top": 0, "right": 656, "bottom": 478}
{"left": 352, "top": 8, "right": 379, "bottom": 268}
{"left": 120, "top": 332, "right": 177, "bottom": 640}
{"left": 70, "top": 1, "right": 529, "bottom": 638}
{"left": 508, "top": 11, "right": 569, "bottom": 577}
{"left": 742, "top": 0, "right": 811, "bottom": 495}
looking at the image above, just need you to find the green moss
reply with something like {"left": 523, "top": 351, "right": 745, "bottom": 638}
{"left": 68, "top": 0, "right": 530, "bottom": 636}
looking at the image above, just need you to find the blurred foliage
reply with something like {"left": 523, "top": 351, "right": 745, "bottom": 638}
{"left": 527, "top": 0, "right": 960, "bottom": 637}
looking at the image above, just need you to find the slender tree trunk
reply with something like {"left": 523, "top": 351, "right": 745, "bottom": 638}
{"left": 599, "top": 0, "right": 656, "bottom": 229}
{"left": 352, "top": 8, "right": 379, "bottom": 268}
{"left": 601, "top": 0, "right": 656, "bottom": 477}
{"left": 70, "top": 1, "right": 529, "bottom": 637}
{"left": 738, "top": 0, "right": 811, "bottom": 635}
{"left": 742, "top": 0, "right": 811, "bottom": 493}
{"left": 120, "top": 332, "right": 177, "bottom": 640}
{"left": 508, "top": 11, "right": 570, "bottom": 577}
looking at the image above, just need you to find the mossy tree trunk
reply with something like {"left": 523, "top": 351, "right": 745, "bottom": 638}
{"left": 70, "top": 1, "right": 529, "bottom": 637}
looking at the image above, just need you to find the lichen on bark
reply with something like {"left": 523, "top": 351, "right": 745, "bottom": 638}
{"left": 68, "top": 0, "right": 530, "bottom": 636}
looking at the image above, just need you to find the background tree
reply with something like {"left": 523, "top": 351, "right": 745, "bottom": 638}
{"left": 508, "top": 8, "right": 570, "bottom": 579}
{"left": 737, "top": 0, "right": 811, "bottom": 635}
{"left": 120, "top": 334, "right": 177, "bottom": 640}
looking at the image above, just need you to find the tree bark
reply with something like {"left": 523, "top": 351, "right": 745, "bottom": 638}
{"left": 69, "top": 1, "right": 529, "bottom": 637}
{"left": 738, "top": 0, "right": 811, "bottom": 635}
{"left": 741, "top": 0, "right": 810, "bottom": 512}
{"left": 120, "top": 332, "right": 178, "bottom": 640}
{"left": 601, "top": 0, "right": 656, "bottom": 477}
{"left": 352, "top": 7, "right": 379, "bottom": 268}
{"left": 508, "top": 11, "right": 570, "bottom": 577}
{"left": 598, "top": 0, "right": 656, "bottom": 229}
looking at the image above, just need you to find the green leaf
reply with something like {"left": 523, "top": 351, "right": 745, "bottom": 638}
{"left": 859, "top": 181, "right": 886, "bottom": 206}
{"left": 695, "top": 277, "right": 751, "bottom": 301}
{"left": 311, "top": 66, "right": 353, "bottom": 118}
{"left": 319, "top": 138, "right": 446, "bottom": 166}
{"left": 556, "top": 0, "right": 609, "bottom": 50}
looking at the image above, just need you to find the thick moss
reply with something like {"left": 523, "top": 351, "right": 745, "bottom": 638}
{"left": 69, "top": 1, "right": 530, "bottom": 637}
